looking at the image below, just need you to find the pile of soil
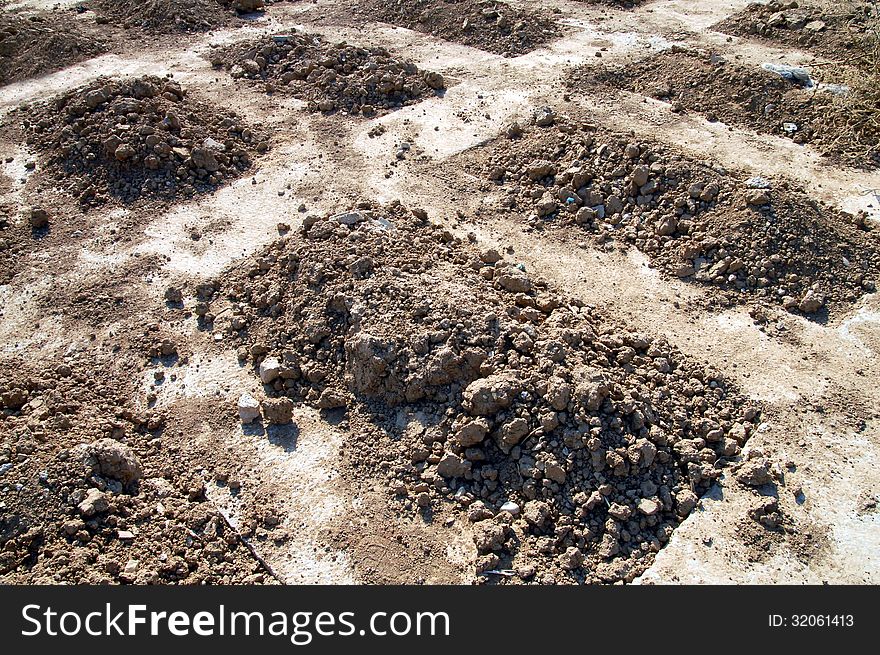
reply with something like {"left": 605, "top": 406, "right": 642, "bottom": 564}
{"left": 713, "top": 1, "right": 876, "bottom": 63}
{"left": 0, "top": 350, "right": 272, "bottom": 584}
{"left": 211, "top": 32, "right": 446, "bottom": 116}
{"left": 196, "top": 201, "right": 759, "bottom": 583}
{"left": 354, "top": 0, "right": 562, "bottom": 56}
{"left": 576, "top": 0, "right": 647, "bottom": 8}
{"left": 571, "top": 48, "right": 880, "bottom": 169}
{"left": 473, "top": 111, "right": 879, "bottom": 317}
{"left": 0, "top": 12, "right": 108, "bottom": 85}
{"left": 15, "top": 75, "right": 269, "bottom": 206}
{"left": 81, "top": 0, "right": 264, "bottom": 33}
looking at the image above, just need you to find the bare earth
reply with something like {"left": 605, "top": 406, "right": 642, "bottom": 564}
{"left": 1, "top": 0, "right": 878, "bottom": 584}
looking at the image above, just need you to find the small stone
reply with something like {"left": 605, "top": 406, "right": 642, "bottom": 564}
{"left": 746, "top": 190, "right": 771, "bottom": 206}
{"left": 78, "top": 488, "right": 110, "bottom": 518}
{"left": 238, "top": 392, "right": 261, "bottom": 423}
{"left": 89, "top": 438, "right": 142, "bottom": 485}
{"left": 797, "top": 290, "right": 825, "bottom": 313}
{"left": 499, "top": 501, "right": 520, "bottom": 516}
{"left": 29, "top": 207, "right": 49, "bottom": 228}
{"left": 533, "top": 106, "right": 556, "bottom": 127}
{"left": 259, "top": 357, "right": 282, "bottom": 384}
{"left": 261, "top": 397, "right": 294, "bottom": 424}
{"left": 437, "top": 453, "right": 470, "bottom": 478}
{"left": 637, "top": 498, "right": 660, "bottom": 516}
{"left": 737, "top": 458, "right": 774, "bottom": 486}
{"left": 608, "top": 502, "right": 632, "bottom": 520}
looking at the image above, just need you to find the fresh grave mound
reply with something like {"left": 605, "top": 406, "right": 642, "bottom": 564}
{"left": 198, "top": 201, "right": 759, "bottom": 584}
{"left": 81, "top": 0, "right": 265, "bottom": 33}
{"left": 574, "top": 0, "right": 647, "bottom": 8}
{"left": 713, "top": 1, "right": 877, "bottom": 64}
{"left": 210, "top": 32, "right": 446, "bottom": 116}
{"left": 16, "top": 75, "right": 269, "bottom": 206}
{"left": 0, "top": 12, "right": 108, "bottom": 85}
{"left": 473, "top": 109, "right": 879, "bottom": 317}
{"left": 571, "top": 48, "right": 880, "bottom": 170}
{"left": 0, "top": 351, "right": 271, "bottom": 584}
{"left": 353, "top": 0, "right": 562, "bottom": 56}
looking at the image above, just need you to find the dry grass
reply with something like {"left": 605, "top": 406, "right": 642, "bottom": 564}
{"left": 822, "top": 1, "right": 880, "bottom": 166}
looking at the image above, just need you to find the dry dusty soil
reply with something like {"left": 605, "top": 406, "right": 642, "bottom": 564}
{"left": 1, "top": 0, "right": 879, "bottom": 585}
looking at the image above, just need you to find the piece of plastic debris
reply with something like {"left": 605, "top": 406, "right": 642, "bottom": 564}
{"left": 762, "top": 63, "right": 814, "bottom": 88}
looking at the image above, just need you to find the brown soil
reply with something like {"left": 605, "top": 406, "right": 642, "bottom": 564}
{"left": 81, "top": 0, "right": 251, "bottom": 33}
{"left": 203, "top": 201, "right": 759, "bottom": 583}
{"left": 2, "top": 0, "right": 879, "bottom": 587}
{"left": 464, "top": 110, "right": 879, "bottom": 318}
{"left": 0, "top": 349, "right": 275, "bottom": 584}
{"left": 570, "top": 48, "right": 880, "bottom": 170}
{"left": 354, "top": 0, "right": 562, "bottom": 56}
{"left": 0, "top": 11, "right": 108, "bottom": 86}
{"left": 13, "top": 75, "right": 269, "bottom": 206}
{"left": 210, "top": 31, "right": 446, "bottom": 116}
{"left": 713, "top": 1, "right": 876, "bottom": 65}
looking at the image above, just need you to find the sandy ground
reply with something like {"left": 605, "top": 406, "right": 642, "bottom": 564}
{"left": 1, "top": 0, "right": 878, "bottom": 584}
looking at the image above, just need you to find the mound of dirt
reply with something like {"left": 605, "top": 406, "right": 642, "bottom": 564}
{"left": 210, "top": 31, "right": 446, "bottom": 116}
{"left": 0, "top": 350, "right": 273, "bottom": 584}
{"left": 713, "top": 1, "right": 876, "bottom": 64}
{"left": 355, "top": 0, "right": 562, "bottom": 56}
{"left": 576, "top": 0, "right": 647, "bottom": 8}
{"left": 571, "top": 48, "right": 880, "bottom": 169}
{"left": 16, "top": 75, "right": 269, "bottom": 206}
{"left": 194, "top": 201, "right": 759, "bottom": 583}
{"left": 473, "top": 111, "right": 879, "bottom": 317}
{"left": 0, "top": 12, "right": 108, "bottom": 85}
{"left": 82, "top": 0, "right": 263, "bottom": 33}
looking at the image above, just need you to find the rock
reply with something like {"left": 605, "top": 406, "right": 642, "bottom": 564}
{"left": 455, "top": 419, "right": 490, "bottom": 447}
{"left": 121, "top": 559, "right": 139, "bottom": 582}
{"left": 632, "top": 165, "right": 650, "bottom": 188}
{"left": 499, "top": 501, "right": 520, "bottom": 516}
{"left": 164, "top": 286, "right": 183, "bottom": 303}
{"left": 608, "top": 502, "right": 632, "bottom": 520}
{"left": 560, "top": 546, "right": 583, "bottom": 570}
{"left": 233, "top": 0, "right": 265, "bottom": 11}
{"left": 797, "top": 290, "right": 824, "bottom": 313}
{"left": 114, "top": 144, "right": 136, "bottom": 161}
{"left": 637, "top": 498, "right": 660, "bottom": 516}
{"left": 462, "top": 374, "right": 520, "bottom": 415}
{"left": 61, "top": 519, "right": 84, "bottom": 536}
{"left": 736, "top": 458, "right": 774, "bottom": 486}
{"left": 316, "top": 389, "right": 347, "bottom": 409}
{"left": 746, "top": 190, "right": 771, "bottom": 206}
{"left": 78, "top": 488, "right": 110, "bottom": 518}
{"left": 238, "top": 392, "right": 261, "bottom": 423}
{"left": 89, "top": 438, "right": 143, "bottom": 485}
{"left": 675, "top": 489, "right": 698, "bottom": 516}
{"left": 545, "top": 463, "right": 566, "bottom": 484}
{"left": 333, "top": 211, "right": 367, "bottom": 226}
{"left": 437, "top": 453, "right": 470, "bottom": 478}
{"left": 495, "top": 267, "right": 532, "bottom": 293}
{"left": 523, "top": 500, "right": 552, "bottom": 529}
{"left": 480, "top": 248, "right": 502, "bottom": 264}
{"left": 498, "top": 417, "right": 529, "bottom": 449}
{"left": 259, "top": 357, "right": 282, "bottom": 384}
{"left": 473, "top": 521, "right": 505, "bottom": 553}
{"left": 28, "top": 207, "right": 49, "bottom": 229}
{"left": 533, "top": 106, "right": 556, "bottom": 127}
{"left": 191, "top": 147, "right": 220, "bottom": 172}
{"left": 526, "top": 159, "right": 556, "bottom": 180}
{"left": 261, "top": 397, "right": 294, "bottom": 424}
{"left": 423, "top": 71, "right": 445, "bottom": 90}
